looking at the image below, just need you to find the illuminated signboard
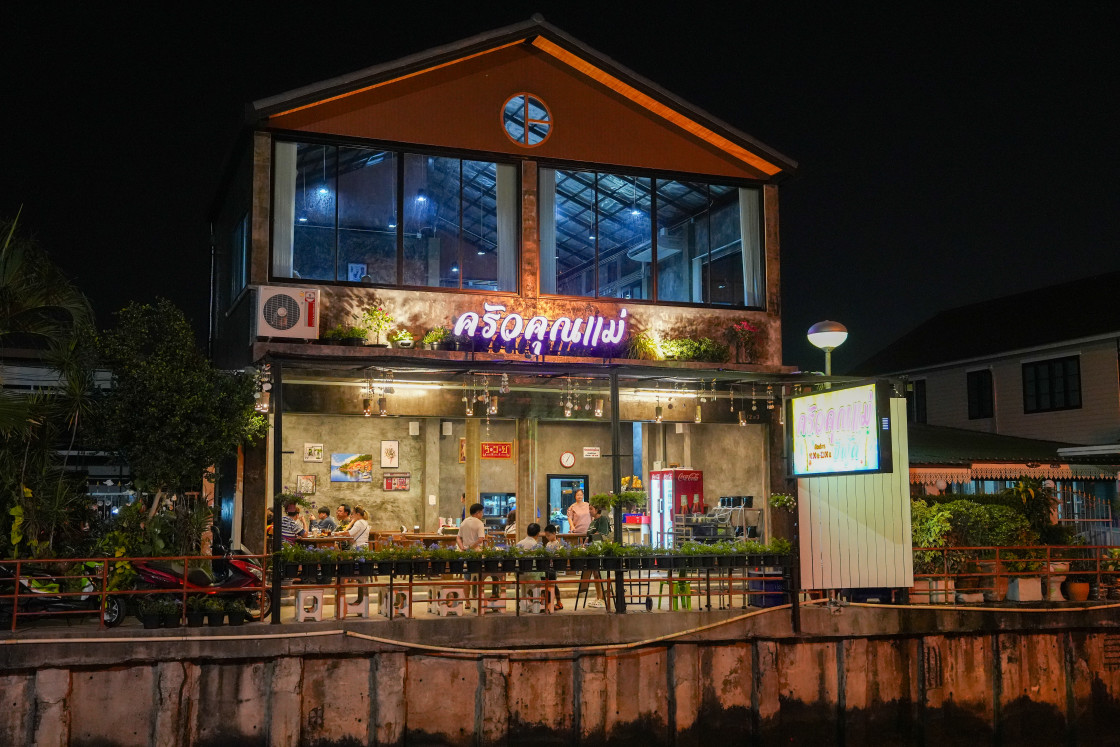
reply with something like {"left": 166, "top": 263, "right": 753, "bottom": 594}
{"left": 453, "top": 303, "right": 627, "bottom": 356}
{"left": 788, "top": 382, "right": 894, "bottom": 477}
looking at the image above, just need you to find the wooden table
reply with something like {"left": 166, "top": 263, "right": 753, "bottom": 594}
{"left": 299, "top": 535, "right": 348, "bottom": 549}
{"left": 400, "top": 534, "right": 459, "bottom": 547}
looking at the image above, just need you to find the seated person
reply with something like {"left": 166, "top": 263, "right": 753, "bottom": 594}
{"left": 280, "top": 506, "right": 306, "bottom": 545}
{"left": 515, "top": 522, "right": 542, "bottom": 551}
{"left": 312, "top": 506, "right": 337, "bottom": 534}
{"left": 335, "top": 504, "right": 352, "bottom": 532}
{"left": 504, "top": 509, "right": 517, "bottom": 540}
{"left": 587, "top": 504, "right": 611, "bottom": 543}
{"left": 542, "top": 523, "right": 566, "bottom": 611}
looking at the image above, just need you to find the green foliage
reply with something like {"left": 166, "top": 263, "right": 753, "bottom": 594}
{"left": 202, "top": 596, "right": 225, "bottom": 612}
{"left": 95, "top": 299, "right": 267, "bottom": 498}
{"left": 660, "top": 337, "right": 731, "bottom": 363}
{"left": 619, "top": 490, "right": 647, "bottom": 509}
{"left": 589, "top": 493, "right": 615, "bottom": 510}
{"left": 922, "top": 492, "right": 1023, "bottom": 511}
{"left": 769, "top": 493, "right": 797, "bottom": 513}
{"left": 322, "top": 323, "right": 366, "bottom": 340}
{"left": 911, "top": 499, "right": 953, "bottom": 574}
{"left": 387, "top": 329, "right": 412, "bottom": 343}
{"left": 422, "top": 326, "right": 449, "bottom": 344}
{"left": 1001, "top": 478, "right": 1057, "bottom": 537}
{"left": 626, "top": 330, "right": 660, "bottom": 360}
{"left": 223, "top": 597, "right": 247, "bottom": 614}
{"left": 138, "top": 597, "right": 179, "bottom": 616}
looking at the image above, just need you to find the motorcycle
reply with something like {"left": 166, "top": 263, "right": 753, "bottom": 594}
{"left": 0, "top": 560, "right": 125, "bottom": 627}
{"left": 130, "top": 528, "right": 271, "bottom": 620}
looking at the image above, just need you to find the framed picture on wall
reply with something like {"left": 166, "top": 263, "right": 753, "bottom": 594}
{"left": 331, "top": 453, "right": 373, "bottom": 482}
{"left": 295, "top": 475, "right": 317, "bottom": 494}
{"left": 347, "top": 263, "right": 368, "bottom": 282}
{"left": 458, "top": 437, "right": 466, "bottom": 464}
{"left": 303, "top": 443, "right": 324, "bottom": 463}
{"left": 380, "top": 440, "right": 399, "bottom": 469}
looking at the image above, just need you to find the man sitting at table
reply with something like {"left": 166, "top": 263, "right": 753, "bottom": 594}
{"left": 515, "top": 522, "right": 542, "bottom": 550}
{"left": 281, "top": 505, "right": 306, "bottom": 545}
{"left": 312, "top": 507, "right": 337, "bottom": 534}
{"left": 335, "top": 504, "right": 351, "bottom": 532}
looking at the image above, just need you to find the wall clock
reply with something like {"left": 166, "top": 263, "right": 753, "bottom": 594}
{"left": 559, "top": 451, "right": 575, "bottom": 468}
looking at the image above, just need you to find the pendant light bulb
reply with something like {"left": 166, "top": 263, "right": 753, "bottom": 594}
{"left": 655, "top": 405, "right": 663, "bottom": 423}
{"left": 694, "top": 404, "right": 702, "bottom": 423}
{"left": 488, "top": 396, "right": 498, "bottom": 415}
{"left": 378, "top": 397, "right": 388, "bottom": 417}
{"left": 738, "top": 409, "right": 747, "bottom": 426}
{"left": 594, "top": 398, "right": 604, "bottom": 417}
{"left": 362, "top": 398, "right": 372, "bottom": 417}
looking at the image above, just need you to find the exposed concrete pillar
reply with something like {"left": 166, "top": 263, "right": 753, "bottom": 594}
{"left": 521, "top": 160, "right": 539, "bottom": 299}
{"left": 479, "top": 657, "right": 511, "bottom": 743}
{"left": 268, "top": 657, "right": 303, "bottom": 745}
{"left": 32, "top": 669, "right": 71, "bottom": 747}
{"left": 423, "top": 418, "right": 440, "bottom": 531}
{"left": 465, "top": 418, "right": 481, "bottom": 504}
{"left": 372, "top": 653, "right": 406, "bottom": 746}
{"left": 517, "top": 418, "right": 538, "bottom": 525}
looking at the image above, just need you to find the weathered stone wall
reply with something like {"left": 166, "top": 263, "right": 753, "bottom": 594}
{"left": 6, "top": 613, "right": 1120, "bottom": 746}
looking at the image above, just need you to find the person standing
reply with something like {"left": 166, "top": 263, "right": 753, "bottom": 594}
{"left": 567, "top": 489, "right": 591, "bottom": 535}
{"left": 457, "top": 503, "right": 487, "bottom": 609}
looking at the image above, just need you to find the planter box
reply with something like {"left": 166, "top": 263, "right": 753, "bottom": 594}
{"left": 161, "top": 613, "right": 182, "bottom": 628}
{"left": 1007, "top": 577, "right": 1043, "bottom": 602}
{"left": 446, "top": 559, "right": 467, "bottom": 575}
{"left": 482, "top": 559, "right": 503, "bottom": 573}
{"left": 465, "top": 560, "right": 483, "bottom": 574}
{"left": 909, "top": 578, "right": 956, "bottom": 604}
{"left": 500, "top": 558, "right": 519, "bottom": 573}
{"left": 282, "top": 563, "right": 300, "bottom": 579}
{"left": 568, "top": 557, "right": 589, "bottom": 572}
{"left": 227, "top": 611, "right": 246, "bottom": 626}
{"left": 599, "top": 557, "right": 621, "bottom": 571}
{"left": 140, "top": 614, "right": 161, "bottom": 630}
{"left": 427, "top": 560, "right": 447, "bottom": 575}
{"left": 205, "top": 612, "right": 225, "bottom": 627}
{"left": 517, "top": 557, "right": 541, "bottom": 573}
{"left": 336, "top": 562, "right": 355, "bottom": 577}
{"left": 186, "top": 612, "right": 205, "bottom": 628}
{"left": 392, "top": 340, "right": 414, "bottom": 348}
{"left": 979, "top": 561, "right": 1008, "bottom": 602}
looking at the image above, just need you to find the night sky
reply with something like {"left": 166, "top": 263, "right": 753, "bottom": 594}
{"left": 3, "top": 3, "right": 1117, "bottom": 372}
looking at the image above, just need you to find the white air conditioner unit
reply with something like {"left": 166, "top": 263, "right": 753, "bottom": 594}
{"left": 256, "top": 286, "right": 319, "bottom": 339}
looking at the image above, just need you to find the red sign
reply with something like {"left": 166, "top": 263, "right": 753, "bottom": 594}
{"left": 481, "top": 442, "right": 513, "bottom": 459}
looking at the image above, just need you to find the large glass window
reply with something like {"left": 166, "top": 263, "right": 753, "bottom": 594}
{"left": 540, "top": 169, "right": 762, "bottom": 306}
{"left": 1023, "top": 356, "right": 1081, "bottom": 413}
{"left": 230, "top": 213, "right": 248, "bottom": 296}
{"left": 273, "top": 141, "right": 517, "bottom": 291}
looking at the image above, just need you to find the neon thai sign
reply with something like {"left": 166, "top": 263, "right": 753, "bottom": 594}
{"left": 453, "top": 303, "right": 628, "bottom": 355}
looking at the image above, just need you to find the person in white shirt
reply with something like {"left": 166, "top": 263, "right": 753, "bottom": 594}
{"left": 567, "top": 489, "right": 591, "bottom": 535}
{"left": 335, "top": 505, "right": 370, "bottom": 549}
{"left": 457, "top": 503, "right": 486, "bottom": 550}
{"left": 515, "top": 522, "right": 542, "bottom": 551}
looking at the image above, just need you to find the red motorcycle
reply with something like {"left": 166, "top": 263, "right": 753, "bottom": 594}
{"left": 131, "top": 530, "right": 271, "bottom": 620}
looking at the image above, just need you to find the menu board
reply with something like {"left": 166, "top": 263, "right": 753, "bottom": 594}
{"left": 788, "top": 382, "right": 893, "bottom": 477}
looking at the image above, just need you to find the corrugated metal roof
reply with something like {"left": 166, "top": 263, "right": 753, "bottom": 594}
{"left": 907, "top": 423, "right": 1120, "bottom": 465}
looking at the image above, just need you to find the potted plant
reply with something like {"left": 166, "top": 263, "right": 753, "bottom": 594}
{"left": 1004, "top": 550, "right": 1045, "bottom": 601}
{"left": 361, "top": 306, "right": 393, "bottom": 346}
{"left": 769, "top": 492, "right": 797, "bottom": 514}
{"left": 138, "top": 597, "right": 170, "bottom": 629}
{"left": 225, "top": 598, "right": 248, "bottom": 626}
{"left": 729, "top": 320, "right": 759, "bottom": 363}
{"left": 388, "top": 329, "right": 414, "bottom": 348}
{"left": 1103, "top": 549, "right": 1120, "bottom": 599}
{"left": 185, "top": 595, "right": 207, "bottom": 627}
{"left": 322, "top": 322, "right": 368, "bottom": 346}
{"left": 203, "top": 596, "right": 226, "bottom": 627}
{"left": 423, "top": 326, "right": 450, "bottom": 350}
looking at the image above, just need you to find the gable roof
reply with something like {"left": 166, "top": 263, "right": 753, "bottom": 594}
{"left": 250, "top": 16, "right": 796, "bottom": 179}
{"left": 855, "top": 270, "right": 1120, "bottom": 375}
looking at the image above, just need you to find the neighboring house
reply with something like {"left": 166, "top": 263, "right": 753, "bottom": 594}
{"left": 858, "top": 271, "right": 1120, "bottom": 536}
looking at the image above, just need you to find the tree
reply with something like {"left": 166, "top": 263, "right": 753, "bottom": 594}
{"left": 95, "top": 299, "right": 267, "bottom": 524}
{"left": 0, "top": 213, "right": 97, "bottom": 557}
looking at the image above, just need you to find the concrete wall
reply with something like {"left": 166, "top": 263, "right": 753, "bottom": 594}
{"left": 7, "top": 620, "right": 1120, "bottom": 746}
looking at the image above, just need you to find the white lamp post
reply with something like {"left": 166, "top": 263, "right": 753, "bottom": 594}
{"left": 807, "top": 321, "right": 848, "bottom": 376}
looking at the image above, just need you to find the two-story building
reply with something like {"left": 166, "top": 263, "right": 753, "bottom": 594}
{"left": 209, "top": 17, "right": 808, "bottom": 552}
{"left": 858, "top": 270, "right": 1120, "bottom": 536}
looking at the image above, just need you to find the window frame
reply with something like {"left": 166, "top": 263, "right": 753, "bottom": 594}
{"left": 966, "top": 368, "right": 994, "bottom": 420}
{"left": 907, "top": 379, "right": 927, "bottom": 424}
{"left": 1022, "top": 355, "right": 1082, "bottom": 414}
{"left": 537, "top": 159, "right": 767, "bottom": 311}
{"left": 268, "top": 133, "right": 521, "bottom": 297}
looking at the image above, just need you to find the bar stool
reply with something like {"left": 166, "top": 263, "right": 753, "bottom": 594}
{"left": 295, "top": 588, "right": 325, "bottom": 622}
{"left": 340, "top": 593, "right": 371, "bottom": 618}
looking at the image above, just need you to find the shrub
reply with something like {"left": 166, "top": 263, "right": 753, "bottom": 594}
{"left": 422, "top": 326, "right": 449, "bottom": 344}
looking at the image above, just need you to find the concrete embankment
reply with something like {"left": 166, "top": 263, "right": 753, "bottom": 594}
{"left": 3, "top": 604, "right": 1120, "bottom": 745}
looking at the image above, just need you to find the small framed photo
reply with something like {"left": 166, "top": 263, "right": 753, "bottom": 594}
{"left": 347, "top": 263, "right": 368, "bottom": 282}
{"left": 458, "top": 437, "right": 466, "bottom": 464}
{"left": 303, "top": 443, "right": 324, "bottom": 463}
{"left": 381, "top": 440, "right": 400, "bottom": 469}
{"left": 295, "top": 475, "right": 317, "bottom": 495}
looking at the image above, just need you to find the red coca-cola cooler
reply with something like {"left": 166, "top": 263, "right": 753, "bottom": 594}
{"left": 649, "top": 469, "right": 705, "bottom": 548}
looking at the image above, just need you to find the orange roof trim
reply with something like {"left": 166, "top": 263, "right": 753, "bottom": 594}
{"left": 269, "top": 40, "right": 527, "bottom": 119}
{"left": 530, "top": 37, "right": 782, "bottom": 176}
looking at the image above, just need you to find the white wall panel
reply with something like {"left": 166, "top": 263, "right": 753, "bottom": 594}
{"left": 798, "top": 397, "right": 913, "bottom": 589}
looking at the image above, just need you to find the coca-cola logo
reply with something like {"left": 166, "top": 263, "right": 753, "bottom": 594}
{"left": 677, "top": 472, "right": 701, "bottom": 481}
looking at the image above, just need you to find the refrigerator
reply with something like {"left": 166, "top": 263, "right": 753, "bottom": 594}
{"left": 649, "top": 469, "right": 705, "bottom": 548}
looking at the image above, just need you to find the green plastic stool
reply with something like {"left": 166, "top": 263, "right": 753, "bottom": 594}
{"left": 657, "top": 580, "right": 693, "bottom": 610}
